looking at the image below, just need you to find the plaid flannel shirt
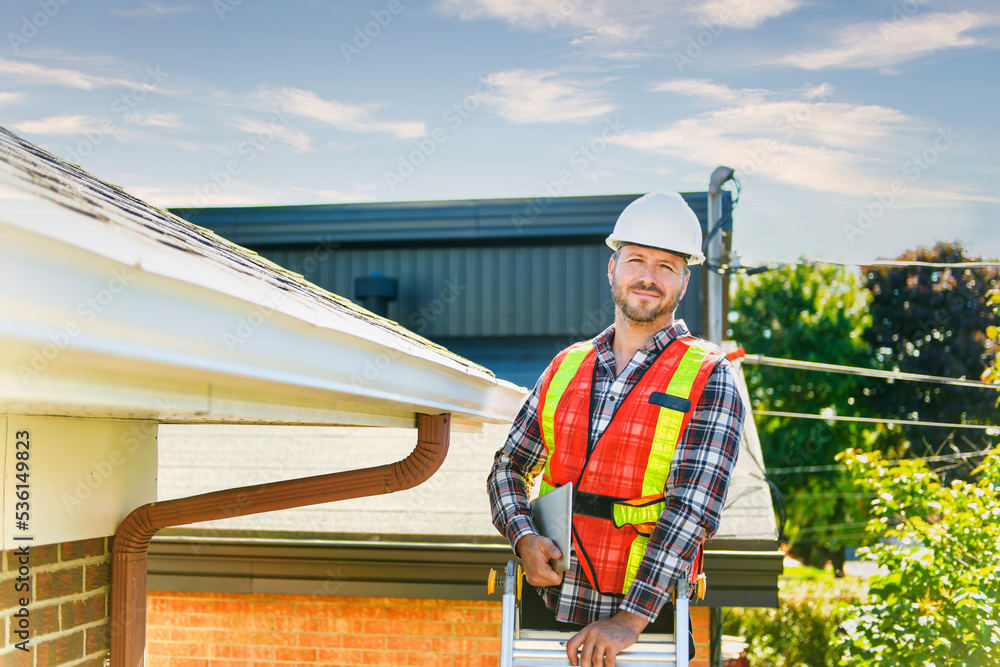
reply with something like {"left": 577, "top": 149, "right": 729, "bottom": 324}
{"left": 487, "top": 319, "right": 746, "bottom": 625}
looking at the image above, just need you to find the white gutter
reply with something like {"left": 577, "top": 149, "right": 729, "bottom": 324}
{"left": 0, "top": 141, "right": 526, "bottom": 429}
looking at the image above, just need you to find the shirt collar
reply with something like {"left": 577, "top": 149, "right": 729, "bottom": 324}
{"left": 593, "top": 318, "right": 691, "bottom": 357}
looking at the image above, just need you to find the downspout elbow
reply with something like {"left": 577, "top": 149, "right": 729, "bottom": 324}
{"left": 111, "top": 413, "right": 450, "bottom": 666}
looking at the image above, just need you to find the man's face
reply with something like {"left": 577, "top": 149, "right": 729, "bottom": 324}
{"left": 609, "top": 244, "right": 690, "bottom": 324}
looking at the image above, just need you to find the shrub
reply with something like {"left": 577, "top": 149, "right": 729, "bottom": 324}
{"left": 723, "top": 577, "right": 864, "bottom": 666}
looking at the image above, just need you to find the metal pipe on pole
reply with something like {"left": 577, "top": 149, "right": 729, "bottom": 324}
{"left": 705, "top": 166, "right": 735, "bottom": 344}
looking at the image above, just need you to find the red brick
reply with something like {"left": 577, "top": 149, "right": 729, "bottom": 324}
{"left": 343, "top": 634, "right": 386, "bottom": 650}
{"left": 407, "top": 652, "right": 452, "bottom": 667}
{"left": 387, "top": 636, "right": 432, "bottom": 652}
{"left": 170, "top": 659, "right": 211, "bottom": 667}
{"left": 147, "top": 611, "right": 190, "bottom": 627}
{"left": 298, "top": 632, "right": 342, "bottom": 649}
{"left": 476, "top": 608, "right": 502, "bottom": 624}
{"left": 274, "top": 616, "right": 318, "bottom": 633}
{"left": 364, "top": 619, "right": 408, "bottom": 635}
{"left": 341, "top": 604, "right": 385, "bottom": 620}
{"left": 147, "top": 626, "right": 170, "bottom": 642}
{"left": 61, "top": 592, "right": 106, "bottom": 630}
{"left": 318, "top": 648, "right": 364, "bottom": 664}
{"left": 432, "top": 638, "right": 479, "bottom": 654}
{"left": 170, "top": 627, "right": 215, "bottom": 644}
{"left": 61, "top": 537, "right": 107, "bottom": 562}
{"left": 8, "top": 543, "right": 60, "bottom": 569}
{"left": 255, "top": 631, "right": 299, "bottom": 647}
{"left": 408, "top": 621, "right": 451, "bottom": 637}
{"left": 214, "top": 600, "right": 253, "bottom": 614}
{"left": 452, "top": 655, "right": 498, "bottom": 667}
{"left": 314, "top": 618, "right": 364, "bottom": 634}
{"left": 165, "top": 597, "right": 216, "bottom": 614}
{"left": 85, "top": 561, "right": 111, "bottom": 591}
{"left": 189, "top": 642, "right": 232, "bottom": 659}
{"left": 428, "top": 608, "right": 478, "bottom": 623}
{"left": 365, "top": 650, "right": 409, "bottom": 666}
{"left": 0, "top": 578, "right": 24, "bottom": 612}
{"left": 252, "top": 602, "right": 296, "bottom": 616}
{"left": 36, "top": 567, "right": 83, "bottom": 600}
{"left": 189, "top": 612, "right": 230, "bottom": 629}
{"left": 1, "top": 645, "right": 31, "bottom": 666}
{"left": 35, "top": 630, "right": 84, "bottom": 666}
{"left": 213, "top": 629, "right": 255, "bottom": 645}
{"left": 294, "top": 602, "right": 342, "bottom": 618}
{"left": 231, "top": 644, "right": 274, "bottom": 660}
{"left": 454, "top": 623, "right": 499, "bottom": 639}
{"left": 229, "top": 614, "right": 275, "bottom": 631}
{"left": 477, "top": 639, "right": 501, "bottom": 655}
{"left": 276, "top": 647, "right": 318, "bottom": 662}
{"left": 8, "top": 602, "right": 58, "bottom": 643}
{"left": 385, "top": 606, "right": 428, "bottom": 621}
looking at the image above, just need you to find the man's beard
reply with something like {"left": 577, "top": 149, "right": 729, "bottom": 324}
{"left": 611, "top": 276, "right": 680, "bottom": 324}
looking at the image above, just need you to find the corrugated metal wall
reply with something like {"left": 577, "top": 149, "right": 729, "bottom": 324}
{"left": 260, "top": 243, "right": 703, "bottom": 340}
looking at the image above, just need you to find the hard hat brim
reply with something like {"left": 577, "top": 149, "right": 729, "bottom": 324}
{"left": 606, "top": 236, "right": 706, "bottom": 265}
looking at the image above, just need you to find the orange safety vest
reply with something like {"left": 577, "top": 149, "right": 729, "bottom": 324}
{"left": 537, "top": 335, "right": 723, "bottom": 595}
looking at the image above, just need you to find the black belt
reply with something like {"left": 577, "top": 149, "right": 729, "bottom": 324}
{"left": 572, "top": 490, "right": 625, "bottom": 522}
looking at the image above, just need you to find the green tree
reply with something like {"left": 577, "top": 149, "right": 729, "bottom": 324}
{"left": 837, "top": 447, "right": 1000, "bottom": 666}
{"left": 862, "top": 241, "right": 999, "bottom": 457}
{"left": 729, "top": 261, "right": 880, "bottom": 569}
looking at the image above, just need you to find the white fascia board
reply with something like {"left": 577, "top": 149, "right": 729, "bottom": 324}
{"left": 0, "top": 203, "right": 526, "bottom": 428}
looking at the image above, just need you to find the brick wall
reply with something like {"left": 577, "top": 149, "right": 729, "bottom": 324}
{"left": 146, "top": 591, "right": 713, "bottom": 667}
{"left": 0, "top": 536, "right": 112, "bottom": 667}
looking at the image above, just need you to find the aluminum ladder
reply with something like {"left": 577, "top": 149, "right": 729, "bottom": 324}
{"left": 488, "top": 561, "right": 690, "bottom": 667}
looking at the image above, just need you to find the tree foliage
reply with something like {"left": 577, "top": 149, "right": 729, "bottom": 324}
{"left": 862, "top": 241, "right": 999, "bottom": 455}
{"left": 729, "top": 261, "right": 879, "bottom": 566}
{"left": 837, "top": 447, "right": 1000, "bottom": 666}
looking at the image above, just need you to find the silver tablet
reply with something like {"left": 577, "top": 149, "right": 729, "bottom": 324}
{"left": 530, "top": 482, "right": 573, "bottom": 573}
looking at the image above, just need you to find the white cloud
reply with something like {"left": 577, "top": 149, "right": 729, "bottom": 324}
{"left": 0, "top": 57, "right": 145, "bottom": 90}
{"left": 436, "top": 0, "right": 800, "bottom": 41}
{"left": 482, "top": 69, "right": 615, "bottom": 123}
{"left": 612, "top": 81, "right": 954, "bottom": 200}
{"left": 694, "top": 0, "right": 802, "bottom": 30}
{"left": 781, "top": 11, "right": 1000, "bottom": 70}
{"left": 110, "top": 2, "right": 200, "bottom": 18}
{"left": 252, "top": 86, "right": 425, "bottom": 139}
{"left": 231, "top": 117, "right": 312, "bottom": 153}
{"left": 126, "top": 111, "right": 183, "bottom": 128}
{"left": 12, "top": 114, "right": 99, "bottom": 135}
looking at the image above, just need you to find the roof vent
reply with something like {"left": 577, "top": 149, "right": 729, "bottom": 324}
{"left": 354, "top": 271, "right": 398, "bottom": 318}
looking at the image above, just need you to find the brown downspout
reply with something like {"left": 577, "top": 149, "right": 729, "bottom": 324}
{"left": 110, "top": 413, "right": 450, "bottom": 667}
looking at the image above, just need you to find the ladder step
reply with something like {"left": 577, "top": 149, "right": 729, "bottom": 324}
{"left": 512, "top": 635, "right": 678, "bottom": 666}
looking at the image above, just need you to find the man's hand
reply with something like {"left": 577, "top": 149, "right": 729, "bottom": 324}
{"left": 514, "top": 534, "right": 564, "bottom": 587}
{"left": 565, "top": 610, "right": 648, "bottom": 667}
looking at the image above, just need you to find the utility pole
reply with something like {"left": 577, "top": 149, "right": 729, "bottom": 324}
{"left": 705, "top": 166, "right": 734, "bottom": 345}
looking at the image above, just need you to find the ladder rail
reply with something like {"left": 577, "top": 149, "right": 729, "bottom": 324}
{"left": 496, "top": 561, "right": 690, "bottom": 667}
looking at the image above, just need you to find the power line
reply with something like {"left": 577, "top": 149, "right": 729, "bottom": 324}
{"left": 753, "top": 410, "right": 1000, "bottom": 432}
{"left": 746, "top": 257, "right": 1000, "bottom": 270}
{"left": 768, "top": 449, "right": 994, "bottom": 474}
{"left": 739, "top": 354, "right": 999, "bottom": 391}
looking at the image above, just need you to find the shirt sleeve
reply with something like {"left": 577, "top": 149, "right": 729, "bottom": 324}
{"left": 619, "top": 357, "right": 747, "bottom": 622}
{"left": 487, "top": 371, "right": 550, "bottom": 552}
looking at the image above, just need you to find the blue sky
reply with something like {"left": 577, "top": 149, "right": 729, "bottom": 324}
{"left": 1, "top": 0, "right": 998, "bottom": 265}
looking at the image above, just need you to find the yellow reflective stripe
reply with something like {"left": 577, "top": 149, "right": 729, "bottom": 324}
{"left": 622, "top": 535, "right": 649, "bottom": 594}
{"left": 613, "top": 501, "right": 665, "bottom": 528}
{"left": 539, "top": 342, "right": 592, "bottom": 488}
{"left": 641, "top": 341, "right": 714, "bottom": 497}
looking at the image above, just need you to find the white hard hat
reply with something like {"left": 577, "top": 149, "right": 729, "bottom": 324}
{"left": 605, "top": 192, "right": 706, "bottom": 265}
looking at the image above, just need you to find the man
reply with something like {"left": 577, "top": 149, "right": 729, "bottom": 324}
{"left": 487, "top": 192, "right": 747, "bottom": 667}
